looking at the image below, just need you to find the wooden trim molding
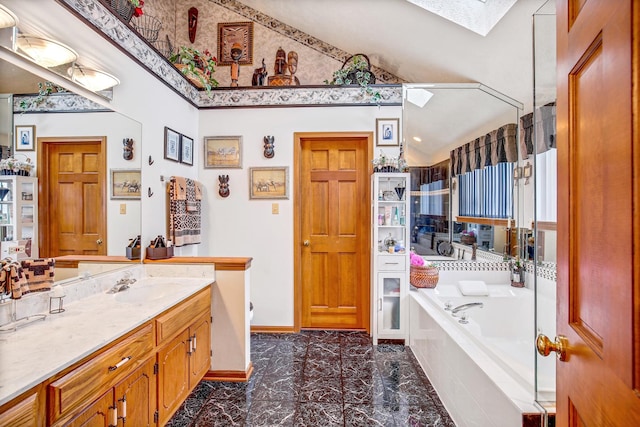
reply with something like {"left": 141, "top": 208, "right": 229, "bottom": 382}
{"left": 537, "top": 221, "right": 557, "bottom": 231}
{"left": 143, "top": 257, "right": 252, "bottom": 271}
{"left": 204, "top": 363, "right": 254, "bottom": 382}
{"left": 250, "top": 325, "right": 297, "bottom": 334}
{"left": 54, "top": 255, "right": 136, "bottom": 269}
{"left": 456, "top": 216, "right": 510, "bottom": 227}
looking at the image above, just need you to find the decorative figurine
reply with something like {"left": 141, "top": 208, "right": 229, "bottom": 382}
{"left": 188, "top": 7, "right": 198, "bottom": 43}
{"left": 230, "top": 42, "right": 243, "bottom": 87}
{"left": 123, "top": 138, "right": 134, "bottom": 160}
{"left": 218, "top": 175, "right": 230, "bottom": 198}
{"left": 252, "top": 58, "right": 268, "bottom": 86}
{"left": 268, "top": 47, "right": 295, "bottom": 86}
{"left": 287, "top": 50, "right": 300, "bottom": 85}
{"left": 263, "top": 136, "right": 275, "bottom": 158}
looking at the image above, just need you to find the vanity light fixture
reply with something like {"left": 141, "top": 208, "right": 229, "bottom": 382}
{"left": 67, "top": 64, "right": 120, "bottom": 92}
{"left": 0, "top": 4, "right": 18, "bottom": 28}
{"left": 16, "top": 34, "right": 78, "bottom": 68}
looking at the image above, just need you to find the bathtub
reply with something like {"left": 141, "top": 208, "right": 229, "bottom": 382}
{"left": 409, "top": 284, "right": 545, "bottom": 427}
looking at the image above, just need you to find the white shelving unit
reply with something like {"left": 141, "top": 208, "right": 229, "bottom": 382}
{"left": 0, "top": 176, "right": 38, "bottom": 260}
{"left": 371, "top": 172, "right": 410, "bottom": 344}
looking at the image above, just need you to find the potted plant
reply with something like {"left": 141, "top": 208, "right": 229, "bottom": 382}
{"left": 19, "top": 81, "right": 67, "bottom": 111}
{"left": 325, "top": 54, "right": 381, "bottom": 102}
{"left": 169, "top": 46, "right": 219, "bottom": 92}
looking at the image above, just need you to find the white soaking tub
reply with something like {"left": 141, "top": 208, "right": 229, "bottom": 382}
{"left": 409, "top": 284, "right": 544, "bottom": 427}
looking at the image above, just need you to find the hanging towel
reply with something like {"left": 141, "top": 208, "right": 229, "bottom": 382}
{"left": 0, "top": 258, "right": 27, "bottom": 299}
{"left": 21, "top": 258, "right": 55, "bottom": 294}
{"left": 168, "top": 177, "right": 202, "bottom": 247}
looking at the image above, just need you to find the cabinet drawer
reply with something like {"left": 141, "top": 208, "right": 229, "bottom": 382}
{"left": 156, "top": 287, "right": 211, "bottom": 345}
{"left": 377, "top": 255, "right": 406, "bottom": 271}
{"left": 48, "top": 323, "right": 154, "bottom": 423}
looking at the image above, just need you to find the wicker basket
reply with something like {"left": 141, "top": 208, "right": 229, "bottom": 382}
{"left": 132, "top": 15, "right": 163, "bottom": 42}
{"left": 410, "top": 265, "right": 439, "bottom": 288}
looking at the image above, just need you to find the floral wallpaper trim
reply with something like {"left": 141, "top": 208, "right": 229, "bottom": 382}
{"left": 209, "top": 0, "right": 405, "bottom": 85}
{"left": 13, "top": 94, "right": 110, "bottom": 113}
{"left": 57, "top": 0, "right": 402, "bottom": 108}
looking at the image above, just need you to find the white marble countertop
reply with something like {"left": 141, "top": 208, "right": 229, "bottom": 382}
{"left": 0, "top": 276, "right": 212, "bottom": 406}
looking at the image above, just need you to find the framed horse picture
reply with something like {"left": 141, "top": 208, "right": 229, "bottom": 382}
{"left": 111, "top": 169, "right": 142, "bottom": 200}
{"left": 203, "top": 136, "right": 242, "bottom": 168}
{"left": 249, "top": 167, "right": 289, "bottom": 199}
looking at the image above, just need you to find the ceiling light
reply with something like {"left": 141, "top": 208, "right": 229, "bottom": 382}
{"left": 16, "top": 34, "right": 78, "bottom": 68}
{"left": 413, "top": 136, "right": 422, "bottom": 142}
{"left": 67, "top": 64, "right": 120, "bottom": 92}
{"left": 406, "top": 88, "right": 434, "bottom": 108}
{"left": 0, "top": 4, "right": 18, "bottom": 28}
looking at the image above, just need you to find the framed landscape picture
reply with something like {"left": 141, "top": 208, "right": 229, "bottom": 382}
{"left": 249, "top": 167, "right": 289, "bottom": 199}
{"left": 164, "top": 127, "right": 180, "bottom": 162}
{"left": 111, "top": 169, "right": 141, "bottom": 200}
{"left": 204, "top": 136, "right": 242, "bottom": 168}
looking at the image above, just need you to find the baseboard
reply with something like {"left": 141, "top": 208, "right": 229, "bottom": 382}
{"left": 204, "top": 363, "right": 254, "bottom": 382}
{"left": 250, "top": 325, "right": 297, "bottom": 333}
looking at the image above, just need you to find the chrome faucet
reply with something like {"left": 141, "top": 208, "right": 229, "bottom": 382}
{"left": 451, "top": 302, "right": 483, "bottom": 317}
{"left": 106, "top": 273, "right": 137, "bottom": 293}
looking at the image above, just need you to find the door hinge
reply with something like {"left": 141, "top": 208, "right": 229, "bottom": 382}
{"left": 154, "top": 410, "right": 159, "bottom": 424}
{"left": 210, "top": 316, "right": 213, "bottom": 323}
{"left": 153, "top": 362, "right": 159, "bottom": 375}
{"left": 210, "top": 349, "right": 213, "bottom": 356}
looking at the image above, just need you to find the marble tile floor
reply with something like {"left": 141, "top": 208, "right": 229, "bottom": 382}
{"left": 167, "top": 331, "right": 456, "bottom": 426}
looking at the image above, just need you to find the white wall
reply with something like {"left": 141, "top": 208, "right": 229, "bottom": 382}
{"left": 199, "top": 105, "right": 401, "bottom": 327}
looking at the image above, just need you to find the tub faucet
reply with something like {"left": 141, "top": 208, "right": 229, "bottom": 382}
{"left": 451, "top": 302, "right": 483, "bottom": 317}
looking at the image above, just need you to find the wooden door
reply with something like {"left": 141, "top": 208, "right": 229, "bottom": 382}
{"left": 555, "top": 1, "right": 640, "bottom": 424}
{"left": 114, "top": 358, "right": 155, "bottom": 427}
{"left": 38, "top": 138, "right": 107, "bottom": 257}
{"left": 294, "top": 132, "right": 372, "bottom": 330}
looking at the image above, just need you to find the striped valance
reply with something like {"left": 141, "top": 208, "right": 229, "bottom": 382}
{"left": 450, "top": 123, "right": 518, "bottom": 176}
{"left": 519, "top": 102, "right": 556, "bottom": 159}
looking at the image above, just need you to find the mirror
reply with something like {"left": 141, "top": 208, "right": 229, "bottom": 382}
{"left": 403, "top": 83, "right": 523, "bottom": 259}
{"left": 0, "top": 55, "right": 142, "bottom": 279}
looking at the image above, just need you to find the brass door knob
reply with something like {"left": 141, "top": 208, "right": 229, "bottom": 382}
{"left": 303, "top": 240, "right": 310, "bottom": 246}
{"left": 96, "top": 238, "right": 103, "bottom": 245}
{"left": 536, "top": 334, "right": 568, "bottom": 361}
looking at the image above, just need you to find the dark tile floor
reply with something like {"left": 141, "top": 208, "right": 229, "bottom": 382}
{"left": 167, "top": 331, "right": 455, "bottom": 426}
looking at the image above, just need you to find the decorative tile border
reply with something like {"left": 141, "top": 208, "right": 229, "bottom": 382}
{"left": 56, "top": 0, "right": 403, "bottom": 109}
{"left": 434, "top": 260, "right": 509, "bottom": 272}
{"left": 13, "top": 93, "right": 110, "bottom": 113}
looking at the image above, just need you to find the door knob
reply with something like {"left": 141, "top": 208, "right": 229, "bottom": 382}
{"left": 303, "top": 240, "right": 310, "bottom": 246}
{"left": 96, "top": 238, "right": 103, "bottom": 245}
{"left": 536, "top": 334, "right": 568, "bottom": 361}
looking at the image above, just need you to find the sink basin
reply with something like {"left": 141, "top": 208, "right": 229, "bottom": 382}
{"left": 114, "top": 285, "right": 170, "bottom": 303}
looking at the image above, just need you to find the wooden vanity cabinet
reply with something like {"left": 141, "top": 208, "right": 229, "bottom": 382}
{"left": 156, "top": 289, "right": 211, "bottom": 425}
{"left": 0, "top": 390, "right": 44, "bottom": 427}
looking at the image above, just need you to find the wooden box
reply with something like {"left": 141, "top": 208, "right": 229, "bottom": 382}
{"left": 145, "top": 246, "right": 174, "bottom": 260}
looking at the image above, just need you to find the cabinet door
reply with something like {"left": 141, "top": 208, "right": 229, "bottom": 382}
{"left": 62, "top": 390, "right": 113, "bottom": 427}
{"left": 114, "top": 357, "right": 156, "bottom": 427}
{"left": 0, "top": 392, "right": 42, "bottom": 427}
{"left": 377, "top": 272, "right": 405, "bottom": 337}
{"left": 190, "top": 312, "right": 211, "bottom": 385}
{"left": 157, "top": 329, "right": 190, "bottom": 425}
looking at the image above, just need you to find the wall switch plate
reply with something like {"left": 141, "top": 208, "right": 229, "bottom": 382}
{"left": 120, "top": 203, "right": 126, "bottom": 214}
{"left": 272, "top": 203, "right": 279, "bottom": 214}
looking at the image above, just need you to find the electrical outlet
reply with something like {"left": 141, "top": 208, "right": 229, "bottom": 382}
{"left": 272, "top": 203, "right": 279, "bottom": 214}
{"left": 120, "top": 203, "right": 126, "bottom": 214}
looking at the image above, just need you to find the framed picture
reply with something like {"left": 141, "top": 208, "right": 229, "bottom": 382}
{"left": 111, "top": 169, "right": 141, "bottom": 200}
{"left": 204, "top": 136, "right": 242, "bottom": 168}
{"left": 249, "top": 167, "right": 289, "bottom": 199}
{"left": 375, "top": 118, "right": 400, "bottom": 147}
{"left": 164, "top": 127, "right": 180, "bottom": 162}
{"left": 180, "top": 134, "right": 194, "bottom": 166}
{"left": 15, "top": 125, "right": 35, "bottom": 151}
{"left": 217, "top": 22, "right": 254, "bottom": 66}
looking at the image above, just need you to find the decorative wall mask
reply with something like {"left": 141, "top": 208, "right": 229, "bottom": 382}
{"left": 188, "top": 7, "right": 198, "bottom": 43}
{"left": 263, "top": 135, "right": 275, "bottom": 158}
{"left": 123, "top": 138, "right": 134, "bottom": 160}
{"left": 218, "top": 174, "right": 230, "bottom": 197}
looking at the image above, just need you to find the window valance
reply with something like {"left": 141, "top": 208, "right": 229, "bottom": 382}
{"left": 410, "top": 159, "right": 449, "bottom": 190}
{"left": 519, "top": 102, "right": 556, "bottom": 159}
{"left": 450, "top": 123, "right": 518, "bottom": 176}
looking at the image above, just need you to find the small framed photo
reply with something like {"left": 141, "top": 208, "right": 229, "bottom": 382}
{"left": 375, "top": 118, "right": 399, "bottom": 147}
{"left": 249, "top": 167, "right": 289, "bottom": 199}
{"left": 111, "top": 169, "right": 141, "bottom": 200}
{"left": 217, "top": 22, "right": 254, "bottom": 66}
{"left": 180, "top": 134, "right": 194, "bottom": 166}
{"left": 164, "top": 127, "right": 180, "bottom": 162}
{"left": 15, "top": 125, "right": 35, "bottom": 151}
{"left": 204, "top": 136, "right": 242, "bottom": 169}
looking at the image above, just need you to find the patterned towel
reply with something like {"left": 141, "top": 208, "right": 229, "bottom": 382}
{"left": 172, "top": 176, "right": 187, "bottom": 201}
{"left": 169, "top": 178, "right": 202, "bottom": 247}
{"left": 21, "top": 258, "right": 55, "bottom": 295}
{"left": 0, "top": 258, "right": 26, "bottom": 299}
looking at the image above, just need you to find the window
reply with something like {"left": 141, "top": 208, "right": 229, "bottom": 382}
{"left": 458, "top": 162, "right": 513, "bottom": 218}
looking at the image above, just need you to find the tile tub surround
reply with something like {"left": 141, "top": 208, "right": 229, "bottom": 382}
{"left": 0, "top": 264, "right": 214, "bottom": 406}
{"left": 167, "top": 331, "right": 455, "bottom": 426}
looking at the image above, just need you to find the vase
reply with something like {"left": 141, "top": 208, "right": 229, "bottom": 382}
{"left": 110, "top": 0, "right": 134, "bottom": 23}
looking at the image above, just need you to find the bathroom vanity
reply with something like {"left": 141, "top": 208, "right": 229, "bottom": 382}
{"left": 0, "top": 259, "right": 250, "bottom": 426}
